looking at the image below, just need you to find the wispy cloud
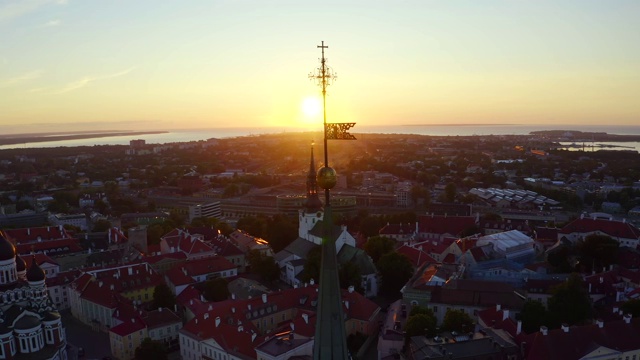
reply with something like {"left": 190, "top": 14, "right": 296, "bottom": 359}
{"left": 0, "top": 70, "right": 43, "bottom": 87}
{"left": 42, "top": 19, "right": 61, "bottom": 27}
{"left": 0, "top": 0, "right": 67, "bottom": 23}
{"left": 54, "top": 67, "right": 135, "bottom": 94}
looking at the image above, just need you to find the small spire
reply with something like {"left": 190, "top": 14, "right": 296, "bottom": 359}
{"left": 305, "top": 141, "right": 323, "bottom": 213}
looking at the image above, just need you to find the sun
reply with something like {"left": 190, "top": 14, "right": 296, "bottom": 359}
{"left": 301, "top": 96, "right": 321, "bottom": 118}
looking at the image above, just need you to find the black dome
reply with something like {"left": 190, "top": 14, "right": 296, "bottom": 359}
{"left": 0, "top": 235, "right": 16, "bottom": 261}
{"left": 26, "top": 255, "right": 45, "bottom": 282}
{"left": 16, "top": 255, "right": 26, "bottom": 272}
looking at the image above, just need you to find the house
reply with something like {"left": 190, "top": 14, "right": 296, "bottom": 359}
{"left": 378, "top": 223, "right": 416, "bottom": 242}
{"left": 2, "top": 225, "right": 83, "bottom": 256}
{"left": 523, "top": 315, "right": 640, "bottom": 360}
{"left": 559, "top": 215, "right": 640, "bottom": 248}
{"left": 417, "top": 214, "right": 477, "bottom": 241}
{"left": 165, "top": 256, "right": 237, "bottom": 296}
{"left": 109, "top": 306, "right": 182, "bottom": 360}
{"left": 68, "top": 263, "right": 163, "bottom": 331}
{"left": 160, "top": 229, "right": 216, "bottom": 259}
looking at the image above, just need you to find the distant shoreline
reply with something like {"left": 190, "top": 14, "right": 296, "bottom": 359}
{"left": 0, "top": 131, "right": 168, "bottom": 146}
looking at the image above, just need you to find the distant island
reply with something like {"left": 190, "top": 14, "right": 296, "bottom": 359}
{"left": 0, "top": 130, "right": 168, "bottom": 146}
{"left": 530, "top": 130, "right": 640, "bottom": 142}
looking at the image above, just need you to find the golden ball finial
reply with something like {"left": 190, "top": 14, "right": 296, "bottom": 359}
{"left": 317, "top": 166, "right": 337, "bottom": 190}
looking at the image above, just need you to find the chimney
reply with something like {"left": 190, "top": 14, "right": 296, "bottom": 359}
{"left": 624, "top": 314, "right": 632, "bottom": 324}
{"left": 502, "top": 309, "right": 509, "bottom": 321}
{"left": 290, "top": 323, "right": 295, "bottom": 331}
{"left": 27, "top": 228, "right": 31, "bottom": 236}
{"left": 302, "top": 313, "right": 309, "bottom": 324}
{"left": 208, "top": 305, "right": 213, "bottom": 311}
{"left": 248, "top": 304, "right": 252, "bottom": 310}
{"left": 600, "top": 277, "right": 604, "bottom": 284}
{"left": 251, "top": 333, "right": 257, "bottom": 342}
{"left": 99, "top": 281, "right": 103, "bottom": 287}
{"left": 561, "top": 323, "right": 569, "bottom": 332}
{"left": 348, "top": 285, "right": 354, "bottom": 293}
{"left": 613, "top": 306, "right": 619, "bottom": 314}
{"left": 232, "top": 293, "right": 236, "bottom": 300}
{"left": 131, "top": 318, "right": 135, "bottom": 323}
{"left": 496, "top": 304, "right": 501, "bottom": 312}
{"left": 128, "top": 267, "right": 133, "bottom": 275}
{"left": 158, "top": 307, "right": 163, "bottom": 312}
{"left": 589, "top": 283, "right": 592, "bottom": 293}
{"left": 232, "top": 307, "right": 236, "bottom": 313}
{"left": 596, "top": 319, "right": 604, "bottom": 328}
{"left": 540, "top": 326, "right": 548, "bottom": 336}
{"left": 204, "top": 313, "right": 209, "bottom": 320}
{"left": 310, "top": 278, "right": 315, "bottom": 286}
{"left": 262, "top": 293, "right": 267, "bottom": 304}
{"left": 516, "top": 321, "right": 522, "bottom": 335}
{"left": 345, "top": 300, "right": 349, "bottom": 309}
{"left": 215, "top": 317, "right": 220, "bottom": 327}
{"left": 238, "top": 325, "right": 243, "bottom": 332}
{"left": 110, "top": 284, "right": 114, "bottom": 290}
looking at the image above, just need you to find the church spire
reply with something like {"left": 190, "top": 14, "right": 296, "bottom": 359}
{"left": 304, "top": 142, "right": 323, "bottom": 213}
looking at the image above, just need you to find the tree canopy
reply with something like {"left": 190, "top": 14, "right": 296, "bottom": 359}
{"left": 339, "top": 261, "right": 363, "bottom": 293}
{"left": 621, "top": 299, "right": 640, "bottom": 318}
{"left": 152, "top": 283, "right": 176, "bottom": 310}
{"left": 377, "top": 252, "right": 414, "bottom": 297}
{"left": 441, "top": 309, "right": 474, "bottom": 333}
{"left": 547, "top": 273, "right": 592, "bottom": 327}
{"left": 134, "top": 338, "right": 167, "bottom": 360}
{"left": 202, "top": 277, "right": 230, "bottom": 302}
{"left": 405, "top": 313, "right": 438, "bottom": 339}
{"left": 577, "top": 234, "right": 619, "bottom": 272}
{"left": 364, "top": 236, "right": 395, "bottom": 264}
{"left": 519, "top": 300, "right": 547, "bottom": 334}
{"left": 246, "top": 249, "right": 280, "bottom": 284}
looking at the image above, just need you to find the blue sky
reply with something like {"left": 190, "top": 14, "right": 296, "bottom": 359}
{"left": 1, "top": 0, "right": 639, "bottom": 133}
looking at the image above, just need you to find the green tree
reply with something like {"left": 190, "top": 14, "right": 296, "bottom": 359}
{"left": 547, "top": 273, "right": 592, "bottom": 327}
{"left": 300, "top": 245, "right": 321, "bottom": 283}
{"left": 577, "top": 234, "right": 619, "bottom": 272}
{"left": 441, "top": 309, "right": 474, "bottom": 333}
{"left": 621, "top": 299, "right": 640, "bottom": 318}
{"left": 377, "top": 252, "right": 414, "bottom": 297}
{"left": 203, "top": 277, "right": 229, "bottom": 302}
{"left": 519, "top": 300, "right": 547, "bottom": 334}
{"left": 152, "top": 284, "right": 176, "bottom": 310}
{"left": 236, "top": 216, "right": 268, "bottom": 239}
{"left": 405, "top": 311, "right": 437, "bottom": 338}
{"left": 444, "top": 182, "right": 457, "bottom": 203}
{"left": 339, "top": 262, "right": 363, "bottom": 293}
{"left": 364, "top": 236, "right": 395, "bottom": 264}
{"left": 246, "top": 250, "right": 280, "bottom": 283}
{"left": 266, "top": 214, "right": 298, "bottom": 253}
{"left": 92, "top": 219, "right": 112, "bottom": 232}
{"left": 134, "top": 338, "right": 167, "bottom": 360}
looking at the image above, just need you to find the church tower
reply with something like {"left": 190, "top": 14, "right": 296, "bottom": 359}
{"left": 299, "top": 143, "right": 324, "bottom": 242}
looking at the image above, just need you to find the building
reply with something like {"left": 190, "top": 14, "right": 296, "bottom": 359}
{"left": 559, "top": 215, "right": 640, "bottom": 248}
{"left": 109, "top": 306, "right": 182, "bottom": 360}
{"left": 178, "top": 284, "right": 380, "bottom": 360}
{"left": 149, "top": 195, "right": 221, "bottom": 223}
{"left": 0, "top": 233, "right": 67, "bottom": 360}
{"left": 476, "top": 230, "right": 536, "bottom": 263}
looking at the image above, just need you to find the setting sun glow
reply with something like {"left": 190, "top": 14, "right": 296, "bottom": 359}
{"left": 302, "top": 97, "right": 321, "bottom": 118}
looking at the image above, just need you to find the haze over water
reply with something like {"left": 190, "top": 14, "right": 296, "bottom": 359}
{"left": 2, "top": 124, "right": 640, "bottom": 151}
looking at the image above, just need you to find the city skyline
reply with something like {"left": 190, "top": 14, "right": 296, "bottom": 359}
{"left": 1, "top": 0, "right": 639, "bottom": 134}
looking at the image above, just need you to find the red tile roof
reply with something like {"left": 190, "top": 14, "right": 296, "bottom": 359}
{"left": 110, "top": 317, "right": 146, "bottom": 337}
{"left": 24, "top": 253, "right": 58, "bottom": 267}
{"left": 379, "top": 223, "right": 415, "bottom": 236}
{"left": 161, "top": 229, "right": 215, "bottom": 257}
{"left": 3, "top": 226, "right": 71, "bottom": 243}
{"left": 525, "top": 317, "right": 640, "bottom": 360}
{"left": 418, "top": 215, "right": 476, "bottom": 237}
{"left": 182, "top": 256, "right": 236, "bottom": 276}
{"left": 396, "top": 245, "right": 436, "bottom": 268}
{"left": 142, "top": 251, "right": 187, "bottom": 264}
{"left": 165, "top": 267, "right": 195, "bottom": 287}
{"left": 560, "top": 218, "right": 640, "bottom": 240}
{"left": 179, "top": 284, "right": 379, "bottom": 357}
{"left": 16, "top": 238, "right": 82, "bottom": 255}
